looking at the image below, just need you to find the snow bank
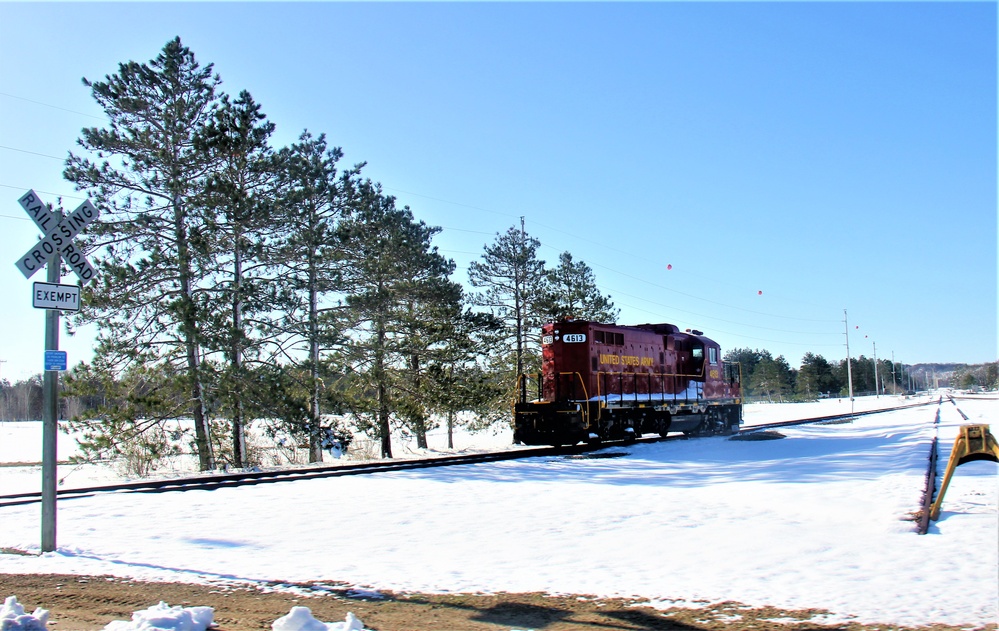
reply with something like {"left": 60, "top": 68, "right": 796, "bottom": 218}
{"left": 0, "top": 596, "right": 48, "bottom": 631}
{"left": 102, "top": 601, "right": 214, "bottom": 631}
{"left": 272, "top": 607, "right": 368, "bottom": 631}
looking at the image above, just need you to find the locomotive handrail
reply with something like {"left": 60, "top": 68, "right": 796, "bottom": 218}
{"left": 555, "top": 371, "right": 590, "bottom": 429}
{"left": 514, "top": 372, "right": 542, "bottom": 405}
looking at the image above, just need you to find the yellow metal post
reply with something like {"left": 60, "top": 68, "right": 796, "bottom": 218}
{"left": 929, "top": 424, "right": 999, "bottom": 521}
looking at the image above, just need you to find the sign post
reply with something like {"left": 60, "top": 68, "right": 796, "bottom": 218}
{"left": 41, "top": 228, "right": 61, "bottom": 552}
{"left": 14, "top": 190, "right": 99, "bottom": 553}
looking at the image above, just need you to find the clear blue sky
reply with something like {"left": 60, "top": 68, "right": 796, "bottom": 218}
{"left": 1, "top": 2, "right": 995, "bottom": 383}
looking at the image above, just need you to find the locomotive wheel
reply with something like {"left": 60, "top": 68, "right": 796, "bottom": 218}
{"left": 657, "top": 416, "right": 672, "bottom": 438}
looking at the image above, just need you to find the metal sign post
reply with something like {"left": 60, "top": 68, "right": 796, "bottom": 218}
{"left": 14, "top": 190, "right": 99, "bottom": 553}
{"left": 41, "top": 233, "right": 61, "bottom": 552}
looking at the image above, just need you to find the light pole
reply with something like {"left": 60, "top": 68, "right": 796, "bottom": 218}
{"left": 0, "top": 359, "right": 6, "bottom": 422}
{"left": 873, "top": 340, "right": 879, "bottom": 398}
{"left": 891, "top": 351, "right": 897, "bottom": 395}
{"left": 844, "top": 310, "right": 854, "bottom": 413}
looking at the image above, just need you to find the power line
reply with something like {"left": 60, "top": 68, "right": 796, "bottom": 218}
{"left": 0, "top": 184, "right": 86, "bottom": 202}
{"left": 0, "top": 91, "right": 105, "bottom": 121}
{"left": 0, "top": 144, "right": 66, "bottom": 161}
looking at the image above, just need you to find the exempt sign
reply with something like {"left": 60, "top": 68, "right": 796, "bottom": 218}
{"left": 32, "top": 281, "right": 81, "bottom": 311}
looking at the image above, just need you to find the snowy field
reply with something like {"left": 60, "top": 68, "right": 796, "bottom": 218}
{"left": 1, "top": 392, "right": 997, "bottom": 629}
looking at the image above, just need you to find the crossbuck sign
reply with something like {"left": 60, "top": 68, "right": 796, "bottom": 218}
{"left": 15, "top": 190, "right": 99, "bottom": 283}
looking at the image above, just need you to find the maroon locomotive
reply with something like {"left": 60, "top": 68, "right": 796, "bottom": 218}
{"left": 514, "top": 320, "right": 742, "bottom": 446}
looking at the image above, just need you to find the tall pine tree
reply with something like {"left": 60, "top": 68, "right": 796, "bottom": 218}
{"left": 195, "top": 90, "right": 277, "bottom": 468}
{"left": 65, "top": 37, "right": 222, "bottom": 470}
{"left": 467, "top": 221, "right": 546, "bottom": 380}
{"left": 337, "top": 184, "right": 456, "bottom": 458}
{"left": 536, "top": 251, "right": 618, "bottom": 323}
{"left": 269, "top": 131, "right": 363, "bottom": 462}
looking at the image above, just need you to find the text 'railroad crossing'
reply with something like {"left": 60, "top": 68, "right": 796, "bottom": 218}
{"left": 15, "top": 190, "right": 100, "bottom": 283}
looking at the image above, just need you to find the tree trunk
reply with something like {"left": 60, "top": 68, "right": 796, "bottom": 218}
{"left": 230, "top": 229, "right": 246, "bottom": 469}
{"left": 447, "top": 408, "right": 455, "bottom": 450}
{"left": 411, "top": 352, "right": 428, "bottom": 449}
{"left": 376, "top": 316, "right": 392, "bottom": 458}
{"left": 176, "top": 197, "right": 214, "bottom": 471}
{"left": 308, "top": 259, "right": 323, "bottom": 463}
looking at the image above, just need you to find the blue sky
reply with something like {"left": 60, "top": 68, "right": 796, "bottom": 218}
{"left": 0, "top": 2, "right": 995, "bottom": 383}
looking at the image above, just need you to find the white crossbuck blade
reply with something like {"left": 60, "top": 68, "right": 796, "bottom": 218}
{"left": 14, "top": 189, "right": 100, "bottom": 283}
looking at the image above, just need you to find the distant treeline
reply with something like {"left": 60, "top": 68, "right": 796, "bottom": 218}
{"left": 724, "top": 349, "right": 998, "bottom": 402}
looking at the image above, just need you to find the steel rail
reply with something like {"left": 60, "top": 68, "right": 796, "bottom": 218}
{"left": 0, "top": 444, "right": 586, "bottom": 508}
{"left": 737, "top": 398, "right": 936, "bottom": 433}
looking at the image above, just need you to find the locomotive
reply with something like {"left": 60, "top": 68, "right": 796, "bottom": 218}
{"left": 514, "top": 320, "right": 742, "bottom": 446}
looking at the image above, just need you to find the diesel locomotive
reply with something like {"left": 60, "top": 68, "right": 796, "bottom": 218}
{"left": 514, "top": 320, "right": 742, "bottom": 446}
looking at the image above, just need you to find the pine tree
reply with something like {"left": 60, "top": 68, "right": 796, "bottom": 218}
{"left": 422, "top": 309, "right": 506, "bottom": 448}
{"left": 64, "top": 37, "right": 222, "bottom": 470}
{"left": 536, "top": 251, "right": 618, "bottom": 323}
{"left": 337, "top": 184, "right": 455, "bottom": 458}
{"left": 467, "top": 222, "right": 546, "bottom": 380}
{"left": 749, "top": 352, "right": 794, "bottom": 402}
{"left": 796, "top": 352, "right": 837, "bottom": 398}
{"left": 195, "top": 90, "right": 277, "bottom": 468}
{"left": 268, "top": 131, "right": 363, "bottom": 462}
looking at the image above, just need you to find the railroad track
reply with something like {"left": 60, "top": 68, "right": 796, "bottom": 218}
{"left": 0, "top": 400, "right": 935, "bottom": 508}
{"left": 740, "top": 397, "right": 936, "bottom": 433}
{"left": 0, "top": 445, "right": 574, "bottom": 508}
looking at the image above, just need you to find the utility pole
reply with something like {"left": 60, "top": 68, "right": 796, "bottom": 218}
{"left": 0, "top": 359, "right": 6, "bottom": 423}
{"left": 873, "top": 341, "right": 879, "bottom": 398}
{"left": 891, "top": 351, "right": 897, "bottom": 395}
{"left": 844, "top": 310, "right": 854, "bottom": 413}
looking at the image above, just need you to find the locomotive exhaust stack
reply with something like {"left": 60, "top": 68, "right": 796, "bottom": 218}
{"left": 514, "top": 319, "right": 743, "bottom": 446}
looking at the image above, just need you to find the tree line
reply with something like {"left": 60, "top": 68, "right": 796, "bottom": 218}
{"left": 720, "top": 350, "right": 994, "bottom": 402}
{"left": 39, "top": 38, "right": 617, "bottom": 470}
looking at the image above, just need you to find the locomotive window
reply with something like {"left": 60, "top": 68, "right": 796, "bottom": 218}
{"left": 692, "top": 347, "right": 703, "bottom": 360}
{"left": 612, "top": 333, "right": 624, "bottom": 345}
{"left": 709, "top": 347, "right": 718, "bottom": 365}
{"left": 595, "top": 331, "right": 605, "bottom": 344}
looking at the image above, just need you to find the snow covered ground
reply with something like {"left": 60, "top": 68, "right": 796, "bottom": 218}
{"left": 1, "top": 392, "right": 997, "bottom": 629}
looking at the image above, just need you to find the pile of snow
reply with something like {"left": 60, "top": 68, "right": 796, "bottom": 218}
{"left": 0, "top": 596, "right": 48, "bottom": 631}
{"left": 2, "top": 598, "right": 370, "bottom": 631}
{"left": 102, "top": 601, "right": 214, "bottom": 631}
{"left": 272, "top": 607, "right": 367, "bottom": 631}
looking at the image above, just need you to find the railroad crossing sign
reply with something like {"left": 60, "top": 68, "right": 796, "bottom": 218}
{"left": 14, "top": 190, "right": 99, "bottom": 283}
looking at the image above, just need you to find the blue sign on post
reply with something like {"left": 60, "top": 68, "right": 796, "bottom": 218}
{"left": 44, "top": 350, "right": 67, "bottom": 371}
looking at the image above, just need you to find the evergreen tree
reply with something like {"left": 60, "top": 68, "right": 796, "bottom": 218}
{"left": 796, "top": 352, "right": 838, "bottom": 398}
{"left": 536, "top": 251, "right": 618, "bottom": 323}
{"left": 393, "top": 275, "right": 466, "bottom": 449}
{"left": 750, "top": 352, "right": 794, "bottom": 402}
{"left": 64, "top": 37, "right": 222, "bottom": 470}
{"left": 195, "top": 90, "right": 277, "bottom": 468}
{"left": 419, "top": 309, "right": 505, "bottom": 448}
{"left": 337, "top": 184, "right": 455, "bottom": 458}
{"left": 268, "top": 131, "right": 363, "bottom": 462}
{"left": 467, "top": 222, "right": 546, "bottom": 380}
